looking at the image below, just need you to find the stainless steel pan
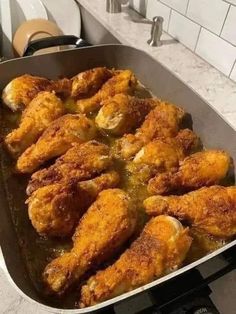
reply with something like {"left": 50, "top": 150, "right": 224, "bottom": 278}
{"left": 0, "top": 44, "right": 235, "bottom": 313}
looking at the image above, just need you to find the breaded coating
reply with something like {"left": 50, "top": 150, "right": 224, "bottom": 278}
{"left": 79, "top": 215, "right": 192, "bottom": 307}
{"left": 27, "top": 171, "right": 120, "bottom": 237}
{"left": 2, "top": 74, "right": 72, "bottom": 111}
{"left": 144, "top": 186, "right": 236, "bottom": 238}
{"left": 148, "top": 150, "right": 230, "bottom": 195}
{"left": 2, "top": 74, "right": 51, "bottom": 111}
{"left": 113, "top": 102, "right": 185, "bottom": 160}
{"left": 5, "top": 92, "right": 65, "bottom": 156}
{"left": 43, "top": 189, "right": 137, "bottom": 294}
{"left": 95, "top": 94, "right": 158, "bottom": 136}
{"left": 125, "top": 129, "right": 200, "bottom": 187}
{"left": 27, "top": 141, "right": 112, "bottom": 195}
{"left": 16, "top": 114, "right": 97, "bottom": 173}
{"left": 71, "top": 67, "right": 113, "bottom": 99}
{"left": 76, "top": 70, "right": 137, "bottom": 114}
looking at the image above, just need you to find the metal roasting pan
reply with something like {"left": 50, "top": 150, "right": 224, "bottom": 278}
{"left": 0, "top": 44, "right": 235, "bottom": 313}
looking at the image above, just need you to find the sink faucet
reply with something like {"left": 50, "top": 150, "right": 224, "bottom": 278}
{"left": 106, "top": 0, "right": 121, "bottom": 13}
{"left": 106, "top": 0, "right": 128, "bottom": 13}
{"left": 147, "top": 16, "right": 164, "bottom": 47}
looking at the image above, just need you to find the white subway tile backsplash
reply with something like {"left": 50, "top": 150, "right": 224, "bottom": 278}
{"left": 168, "top": 11, "right": 200, "bottom": 50}
{"left": 221, "top": 5, "right": 236, "bottom": 46}
{"left": 160, "top": 0, "right": 188, "bottom": 14}
{"left": 146, "top": 0, "right": 170, "bottom": 31}
{"left": 230, "top": 62, "right": 236, "bottom": 82}
{"left": 187, "top": 0, "right": 229, "bottom": 35}
{"left": 196, "top": 28, "right": 236, "bottom": 75}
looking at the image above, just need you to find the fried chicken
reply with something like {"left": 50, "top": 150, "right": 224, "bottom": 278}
{"left": 2, "top": 74, "right": 51, "bottom": 111}
{"left": 95, "top": 94, "right": 158, "bottom": 136}
{"left": 16, "top": 114, "right": 97, "bottom": 173}
{"left": 148, "top": 150, "right": 231, "bottom": 195}
{"left": 127, "top": 129, "right": 200, "bottom": 184}
{"left": 5, "top": 92, "right": 65, "bottom": 156}
{"left": 27, "top": 171, "right": 120, "bottom": 237}
{"left": 2, "top": 74, "right": 71, "bottom": 111}
{"left": 76, "top": 70, "right": 137, "bottom": 114}
{"left": 43, "top": 189, "right": 137, "bottom": 294}
{"left": 71, "top": 67, "right": 113, "bottom": 99}
{"left": 79, "top": 215, "right": 192, "bottom": 307}
{"left": 113, "top": 102, "right": 185, "bottom": 160}
{"left": 144, "top": 186, "right": 236, "bottom": 238}
{"left": 27, "top": 141, "right": 112, "bottom": 195}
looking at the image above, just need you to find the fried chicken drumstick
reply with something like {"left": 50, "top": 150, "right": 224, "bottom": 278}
{"left": 144, "top": 186, "right": 236, "bottom": 238}
{"left": 79, "top": 215, "right": 192, "bottom": 307}
{"left": 95, "top": 94, "right": 158, "bottom": 136}
{"left": 71, "top": 67, "right": 113, "bottom": 99}
{"left": 113, "top": 101, "right": 185, "bottom": 160}
{"left": 76, "top": 70, "right": 137, "bottom": 114}
{"left": 148, "top": 150, "right": 231, "bottom": 195}
{"left": 126, "top": 128, "right": 200, "bottom": 186}
{"left": 27, "top": 140, "right": 112, "bottom": 195}
{"left": 27, "top": 171, "right": 120, "bottom": 237}
{"left": 16, "top": 114, "right": 97, "bottom": 173}
{"left": 5, "top": 92, "right": 65, "bottom": 156}
{"left": 43, "top": 189, "right": 137, "bottom": 294}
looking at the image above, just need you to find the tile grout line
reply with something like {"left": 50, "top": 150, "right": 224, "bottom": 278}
{"left": 194, "top": 26, "right": 202, "bottom": 52}
{"left": 157, "top": 0, "right": 236, "bottom": 47}
{"left": 229, "top": 57, "right": 236, "bottom": 77}
{"left": 220, "top": 4, "right": 231, "bottom": 36}
{"left": 185, "top": 0, "right": 190, "bottom": 15}
{"left": 167, "top": 7, "right": 172, "bottom": 32}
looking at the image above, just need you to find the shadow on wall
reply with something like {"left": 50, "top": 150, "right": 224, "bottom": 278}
{"left": 129, "top": 0, "right": 148, "bottom": 16}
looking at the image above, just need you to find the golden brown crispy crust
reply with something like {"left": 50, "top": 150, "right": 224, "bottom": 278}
{"left": 42, "top": 189, "right": 137, "bottom": 294}
{"left": 5, "top": 91, "right": 65, "bottom": 156}
{"left": 16, "top": 114, "right": 97, "bottom": 173}
{"left": 71, "top": 67, "right": 113, "bottom": 99}
{"left": 79, "top": 216, "right": 192, "bottom": 307}
{"left": 148, "top": 150, "right": 231, "bottom": 195}
{"left": 26, "top": 140, "right": 111, "bottom": 195}
{"left": 76, "top": 70, "right": 138, "bottom": 114}
{"left": 113, "top": 102, "right": 185, "bottom": 160}
{"left": 27, "top": 171, "right": 120, "bottom": 237}
{"left": 144, "top": 186, "right": 236, "bottom": 238}
{"left": 96, "top": 94, "right": 157, "bottom": 136}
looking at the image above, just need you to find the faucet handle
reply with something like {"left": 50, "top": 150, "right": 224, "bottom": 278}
{"left": 147, "top": 16, "right": 164, "bottom": 47}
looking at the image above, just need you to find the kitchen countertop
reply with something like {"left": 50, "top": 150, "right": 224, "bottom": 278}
{"left": 0, "top": 1, "right": 236, "bottom": 313}
{"left": 77, "top": 0, "right": 236, "bottom": 129}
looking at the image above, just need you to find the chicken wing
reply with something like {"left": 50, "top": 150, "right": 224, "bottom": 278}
{"left": 76, "top": 70, "right": 137, "bottom": 114}
{"left": 27, "top": 171, "right": 120, "bottom": 237}
{"left": 26, "top": 140, "right": 111, "bottom": 195}
{"left": 113, "top": 102, "right": 185, "bottom": 160}
{"left": 95, "top": 94, "right": 158, "bottom": 136}
{"left": 43, "top": 189, "right": 137, "bottom": 294}
{"left": 79, "top": 215, "right": 192, "bottom": 307}
{"left": 16, "top": 114, "right": 97, "bottom": 173}
{"left": 144, "top": 185, "right": 236, "bottom": 238}
{"left": 148, "top": 150, "right": 231, "bottom": 195}
{"left": 71, "top": 67, "right": 113, "bottom": 99}
{"left": 5, "top": 92, "right": 65, "bottom": 156}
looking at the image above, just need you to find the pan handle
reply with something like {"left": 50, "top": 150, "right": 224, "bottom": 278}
{"left": 23, "top": 35, "right": 91, "bottom": 57}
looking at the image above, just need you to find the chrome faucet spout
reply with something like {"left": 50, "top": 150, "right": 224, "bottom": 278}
{"left": 106, "top": 0, "right": 122, "bottom": 13}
